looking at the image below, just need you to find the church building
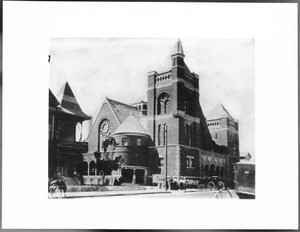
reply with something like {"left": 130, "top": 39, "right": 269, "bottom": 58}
{"left": 83, "top": 40, "right": 240, "bottom": 185}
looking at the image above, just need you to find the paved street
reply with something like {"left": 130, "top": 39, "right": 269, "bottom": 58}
{"left": 116, "top": 189, "right": 239, "bottom": 199}
{"left": 53, "top": 189, "right": 240, "bottom": 199}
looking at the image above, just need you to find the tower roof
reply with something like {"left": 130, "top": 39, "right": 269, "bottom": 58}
{"left": 113, "top": 112, "right": 149, "bottom": 136}
{"left": 206, "top": 103, "right": 235, "bottom": 121}
{"left": 172, "top": 39, "right": 184, "bottom": 57}
{"left": 56, "top": 82, "right": 91, "bottom": 120}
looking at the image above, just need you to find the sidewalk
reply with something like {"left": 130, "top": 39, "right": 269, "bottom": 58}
{"left": 49, "top": 188, "right": 171, "bottom": 199}
{"left": 48, "top": 187, "right": 231, "bottom": 199}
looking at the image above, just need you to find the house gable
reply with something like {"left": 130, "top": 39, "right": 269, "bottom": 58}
{"left": 86, "top": 99, "right": 121, "bottom": 153}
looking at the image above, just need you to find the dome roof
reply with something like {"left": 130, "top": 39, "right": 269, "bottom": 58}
{"left": 113, "top": 112, "right": 149, "bottom": 136}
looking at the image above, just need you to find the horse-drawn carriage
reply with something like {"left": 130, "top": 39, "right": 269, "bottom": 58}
{"left": 48, "top": 175, "right": 67, "bottom": 198}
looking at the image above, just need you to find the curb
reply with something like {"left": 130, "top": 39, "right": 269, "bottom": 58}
{"left": 64, "top": 191, "right": 171, "bottom": 199}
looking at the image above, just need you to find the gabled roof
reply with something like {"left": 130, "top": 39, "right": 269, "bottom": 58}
{"left": 206, "top": 103, "right": 235, "bottom": 121}
{"left": 106, "top": 97, "right": 140, "bottom": 124}
{"left": 113, "top": 112, "right": 149, "bottom": 136}
{"left": 56, "top": 82, "right": 91, "bottom": 120}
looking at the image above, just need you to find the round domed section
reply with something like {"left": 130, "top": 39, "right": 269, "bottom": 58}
{"left": 113, "top": 112, "right": 149, "bottom": 136}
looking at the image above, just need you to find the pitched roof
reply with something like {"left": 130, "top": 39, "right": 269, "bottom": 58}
{"left": 240, "top": 152, "right": 251, "bottom": 158}
{"left": 56, "top": 82, "right": 91, "bottom": 120}
{"left": 113, "top": 112, "right": 149, "bottom": 136}
{"left": 49, "top": 89, "right": 60, "bottom": 108}
{"left": 206, "top": 103, "right": 235, "bottom": 121}
{"left": 106, "top": 97, "right": 140, "bottom": 124}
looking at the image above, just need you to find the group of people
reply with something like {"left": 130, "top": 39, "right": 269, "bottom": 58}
{"left": 166, "top": 177, "right": 188, "bottom": 190}
{"left": 165, "top": 176, "right": 228, "bottom": 190}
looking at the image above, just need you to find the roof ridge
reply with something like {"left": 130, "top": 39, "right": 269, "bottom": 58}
{"left": 105, "top": 97, "right": 122, "bottom": 124}
{"left": 107, "top": 97, "right": 137, "bottom": 108}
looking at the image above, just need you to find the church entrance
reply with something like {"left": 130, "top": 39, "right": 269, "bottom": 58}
{"left": 121, "top": 169, "right": 133, "bottom": 183}
{"left": 121, "top": 167, "right": 147, "bottom": 184}
{"left": 135, "top": 169, "right": 145, "bottom": 184}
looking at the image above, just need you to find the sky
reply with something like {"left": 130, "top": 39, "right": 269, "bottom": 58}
{"left": 49, "top": 38, "right": 255, "bottom": 155}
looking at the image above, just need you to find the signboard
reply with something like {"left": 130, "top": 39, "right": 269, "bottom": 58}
{"left": 152, "top": 174, "right": 166, "bottom": 183}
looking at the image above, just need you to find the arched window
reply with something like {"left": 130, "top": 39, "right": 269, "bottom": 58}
{"left": 185, "top": 124, "right": 192, "bottom": 146}
{"left": 184, "top": 96, "right": 193, "bottom": 115}
{"left": 189, "top": 125, "right": 192, "bottom": 146}
{"left": 164, "top": 99, "right": 170, "bottom": 114}
{"left": 215, "top": 166, "right": 220, "bottom": 177}
{"left": 89, "top": 161, "right": 96, "bottom": 175}
{"left": 210, "top": 164, "right": 215, "bottom": 176}
{"left": 163, "top": 124, "right": 166, "bottom": 145}
{"left": 204, "top": 165, "right": 209, "bottom": 177}
{"left": 158, "top": 124, "right": 161, "bottom": 146}
{"left": 157, "top": 92, "right": 170, "bottom": 115}
{"left": 220, "top": 166, "right": 224, "bottom": 178}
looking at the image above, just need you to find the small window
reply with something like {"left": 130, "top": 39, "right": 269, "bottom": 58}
{"left": 158, "top": 124, "right": 161, "bottom": 146}
{"left": 159, "top": 157, "right": 164, "bottom": 166}
{"left": 187, "top": 156, "right": 195, "bottom": 168}
{"left": 137, "top": 139, "right": 142, "bottom": 146}
{"left": 172, "top": 58, "right": 176, "bottom": 66}
{"left": 138, "top": 105, "right": 142, "bottom": 111}
{"left": 215, "top": 133, "right": 218, "bottom": 139}
{"left": 163, "top": 124, "right": 166, "bottom": 145}
{"left": 122, "top": 138, "right": 129, "bottom": 146}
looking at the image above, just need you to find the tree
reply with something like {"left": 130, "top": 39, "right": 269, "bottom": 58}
{"left": 94, "top": 137, "right": 123, "bottom": 185}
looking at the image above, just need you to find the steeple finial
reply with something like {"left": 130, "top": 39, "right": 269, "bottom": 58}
{"left": 176, "top": 38, "right": 184, "bottom": 55}
{"left": 171, "top": 38, "right": 185, "bottom": 58}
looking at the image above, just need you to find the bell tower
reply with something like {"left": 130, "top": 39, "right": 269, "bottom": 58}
{"left": 147, "top": 39, "right": 216, "bottom": 177}
{"left": 147, "top": 39, "right": 211, "bottom": 149}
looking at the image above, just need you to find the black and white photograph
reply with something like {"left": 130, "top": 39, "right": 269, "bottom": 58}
{"left": 48, "top": 38, "right": 255, "bottom": 199}
{"left": 2, "top": 2, "right": 298, "bottom": 230}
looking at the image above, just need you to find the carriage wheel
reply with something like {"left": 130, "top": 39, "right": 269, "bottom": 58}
{"left": 213, "top": 189, "right": 233, "bottom": 199}
{"left": 207, "top": 181, "right": 215, "bottom": 191}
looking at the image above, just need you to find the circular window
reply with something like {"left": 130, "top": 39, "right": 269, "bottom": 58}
{"left": 99, "top": 119, "right": 111, "bottom": 138}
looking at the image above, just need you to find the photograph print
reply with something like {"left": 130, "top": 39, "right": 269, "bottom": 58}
{"left": 48, "top": 38, "right": 255, "bottom": 199}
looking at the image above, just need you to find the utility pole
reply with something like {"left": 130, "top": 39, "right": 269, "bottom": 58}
{"left": 165, "top": 124, "right": 168, "bottom": 191}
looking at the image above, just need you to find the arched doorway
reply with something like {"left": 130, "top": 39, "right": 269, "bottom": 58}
{"left": 210, "top": 164, "right": 215, "bottom": 176}
{"left": 215, "top": 166, "right": 220, "bottom": 177}
{"left": 89, "top": 161, "right": 96, "bottom": 175}
{"left": 83, "top": 161, "right": 88, "bottom": 176}
{"left": 204, "top": 165, "right": 209, "bottom": 177}
{"left": 220, "top": 166, "right": 224, "bottom": 179}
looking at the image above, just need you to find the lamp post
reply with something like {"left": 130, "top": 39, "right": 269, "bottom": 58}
{"left": 164, "top": 124, "right": 168, "bottom": 191}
